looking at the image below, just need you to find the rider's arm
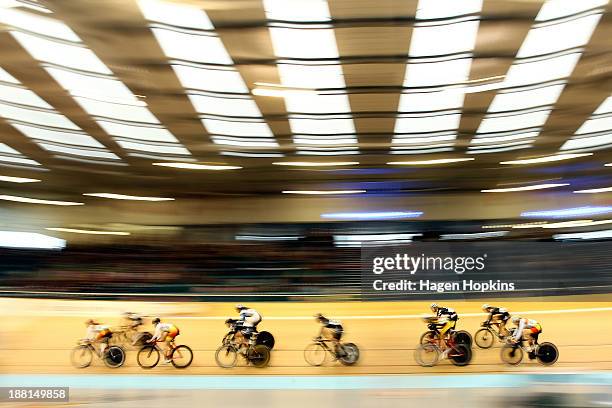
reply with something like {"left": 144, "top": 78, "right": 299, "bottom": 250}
{"left": 514, "top": 319, "right": 525, "bottom": 341}
{"left": 151, "top": 325, "right": 162, "bottom": 341}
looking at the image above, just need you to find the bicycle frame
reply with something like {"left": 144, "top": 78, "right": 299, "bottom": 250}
{"left": 481, "top": 319, "right": 507, "bottom": 339}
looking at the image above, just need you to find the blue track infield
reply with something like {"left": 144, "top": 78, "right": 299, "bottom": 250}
{"left": 1, "top": 373, "right": 612, "bottom": 390}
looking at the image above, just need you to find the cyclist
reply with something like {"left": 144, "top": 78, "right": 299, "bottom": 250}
{"left": 122, "top": 312, "right": 143, "bottom": 329}
{"left": 511, "top": 316, "right": 542, "bottom": 359}
{"left": 149, "top": 317, "right": 180, "bottom": 364}
{"left": 482, "top": 304, "right": 511, "bottom": 336}
{"left": 85, "top": 319, "right": 112, "bottom": 356}
{"left": 429, "top": 303, "right": 458, "bottom": 357}
{"left": 315, "top": 313, "right": 344, "bottom": 355}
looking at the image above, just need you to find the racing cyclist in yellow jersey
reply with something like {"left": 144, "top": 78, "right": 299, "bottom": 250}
{"left": 430, "top": 303, "right": 458, "bottom": 358}
{"left": 149, "top": 317, "right": 180, "bottom": 364}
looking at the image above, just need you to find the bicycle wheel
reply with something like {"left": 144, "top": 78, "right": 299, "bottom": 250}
{"left": 453, "top": 330, "right": 473, "bottom": 348}
{"left": 304, "top": 343, "right": 327, "bottom": 366}
{"left": 70, "top": 345, "right": 93, "bottom": 368}
{"left": 536, "top": 342, "right": 558, "bottom": 366}
{"left": 104, "top": 346, "right": 126, "bottom": 368}
{"left": 501, "top": 344, "right": 523, "bottom": 365}
{"left": 137, "top": 345, "right": 160, "bottom": 369}
{"left": 449, "top": 344, "right": 472, "bottom": 366}
{"left": 248, "top": 345, "right": 271, "bottom": 368}
{"left": 475, "top": 328, "right": 495, "bottom": 349}
{"left": 171, "top": 345, "right": 193, "bottom": 369}
{"left": 215, "top": 344, "right": 238, "bottom": 368}
{"left": 339, "top": 342, "right": 360, "bottom": 366}
{"left": 414, "top": 344, "right": 440, "bottom": 367}
{"left": 256, "top": 331, "right": 275, "bottom": 350}
{"left": 420, "top": 330, "right": 438, "bottom": 344}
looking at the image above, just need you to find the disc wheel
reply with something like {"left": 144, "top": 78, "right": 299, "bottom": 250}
{"left": 420, "top": 330, "right": 439, "bottom": 344}
{"left": 215, "top": 344, "right": 238, "bottom": 368}
{"left": 475, "top": 328, "right": 495, "bottom": 349}
{"left": 71, "top": 345, "right": 93, "bottom": 368}
{"left": 338, "top": 342, "right": 359, "bottom": 366}
{"left": 536, "top": 342, "right": 558, "bottom": 366}
{"left": 137, "top": 345, "right": 160, "bottom": 369}
{"left": 453, "top": 330, "right": 473, "bottom": 348}
{"left": 449, "top": 344, "right": 472, "bottom": 366}
{"left": 501, "top": 344, "right": 523, "bottom": 365}
{"left": 304, "top": 343, "right": 327, "bottom": 366}
{"left": 414, "top": 344, "right": 440, "bottom": 367}
{"left": 256, "top": 331, "right": 275, "bottom": 350}
{"left": 248, "top": 345, "right": 271, "bottom": 368}
{"left": 104, "top": 346, "right": 126, "bottom": 368}
{"left": 171, "top": 345, "right": 193, "bottom": 368}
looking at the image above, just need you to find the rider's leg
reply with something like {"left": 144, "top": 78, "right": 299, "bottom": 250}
{"left": 439, "top": 321, "right": 452, "bottom": 351}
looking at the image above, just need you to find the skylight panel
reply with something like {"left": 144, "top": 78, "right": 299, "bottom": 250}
{"left": 392, "top": 134, "right": 457, "bottom": 144}
{"left": 0, "top": 7, "right": 80, "bottom": 42}
{"left": 73, "top": 97, "right": 159, "bottom": 123}
{"left": 12, "top": 123, "right": 105, "bottom": 148}
{"left": 263, "top": 0, "right": 331, "bottom": 22}
{"left": 0, "top": 68, "right": 20, "bottom": 84}
{"left": 0, "top": 103, "right": 79, "bottom": 129}
{"left": 415, "top": 0, "right": 483, "bottom": 19}
{"left": 593, "top": 96, "right": 612, "bottom": 114}
{"left": 409, "top": 20, "right": 480, "bottom": 57}
{"left": 0, "top": 155, "right": 41, "bottom": 166}
{"left": 150, "top": 29, "right": 233, "bottom": 65}
{"left": 503, "top": 53, "right": 581, "bottom": 88}
{"left": 11, "top": 32, "right": 111, "bottom": 74}
{"left": 222, "top": 151, "right": 283, "bottom": 158}
{"left": 294, "top": 136, "right": 357, "bottom": 145}
{"left": 268, "top": 28, "right": 340, "bottom": 59}
{"left": 0, "top": 143, "right": 20, "bottom": 155}
{"left": 45, "top": 67, "right": 138, "bottom": 102}
{"left": 477, "top": 110, "right": 551, "bottom": 133}
{"left": 277, "top": 64, "right": 345, "bottom": 89}
{"left": 488, "top": 84, "right": 565, "bottom": 112}
{"left": 284, "top": 94, "right": 351, "bottom": 114}
{"left": 211, "top": 137, "right": 279, "bottom": 148}
{"left": 404, "top": 59, "right": 473, "bottom": 87}
{"left": 188, "top": 94, "right": 262, "bottom": 117}
{"left": 38, "top": 143, "right": 120, "bottom": 160}
{"left": 517, "top": 14, "right": 601, "bottom": 59}
{"left": 395, "top": 114, "right": 461, "bottom": 133}
{"left": 398, "top": 91, "right": 465, "bottom": 112}
{"left": 297, "top": 148, "right": 359, "bottom": 156}
{"left": 137, "top": 0, "right": 214, "bottom": 29}
{"left": 97, "top": 121, "right": 178, "bottom": 143}
{"left": 0, "top": 84, "right": 53, "bottom": 108}
{"left": 171, "top": 65, "right": 248, "bottom": 93}
{"left": 575, "top": 116, "right": 612, "bottom": 134}
{"left": 289, "top": 118, "right": 355, "bottom": 135}
{"left": 115, "top": 140, "right": 190, "bottom": 155}
{"left": 561, "top": 134, "right": 612, "bottom": 151}
{"left": 471, "top": 131, "right": 539, "bottom": 144}
{"left": 201, "top": 119, "right": 273, "bottom": 137}
{"left": 536, "top": 0, "right": 607, "bottom": 22}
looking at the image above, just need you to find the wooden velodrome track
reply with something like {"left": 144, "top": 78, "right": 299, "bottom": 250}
{"left": 1, "top": 295, "right": 611, "bottom": 375}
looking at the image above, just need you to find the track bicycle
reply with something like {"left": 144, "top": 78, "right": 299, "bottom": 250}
{"left": 415, "top": 317, "right": 472, "bottom": 367}
{"left": 474, "top": 318, "right": 509, "bottom": 349}
{"left": 500, "top": 328, "right": 558, "bottom": 366}
{"left": 304, "top": 333, "right": 359, "bottom": 366}
{"left": 419, "top": 316, "right": 473, "bottom": 348}
{"left": 70, "top": 339, "right": 126, "bottom": 368}
{"left": 215, "top": 319, "right": 271, "bottom": 368}
{"left": 137, "top": 340, "right": 193, "bottom": 369}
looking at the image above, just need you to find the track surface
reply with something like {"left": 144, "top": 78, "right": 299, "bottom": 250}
{"left": 1, "top": 295, "right": 611, "bottom": 375}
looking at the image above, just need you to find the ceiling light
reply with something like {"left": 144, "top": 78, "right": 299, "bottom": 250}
{"left": 153, "top": 162, "right": 242, "bottom": 170}
{"left": 282, "top": 190, "right": 366, "bottom": 195}
{"left": 440, "top": 231, "right": 509, "bottom": 240}
{"left": 574, "top": 186, "right": 612, "bottom": 194}
{"left": 388, "top": 158, "right": 474, "bottom": 165}
{"left": 321, "top": 211, "right": 423, "bottom": 220}
{"left": 500, "top": 153, "right": 593, "bottom": 165}
{"left": 273, "top": 161, "right": 358, "bottom": 167}
{"left": 542, "top": 220, "right": 612, "bottom": 229}
{"left": 482, "top": 183, "right": 568, "bottom": 193}
{"left": 46, "top": 227, "right": 130, "bottom": 236}
{"left": 0, "top": 194, "right": 83, "bottom": 206}
{"left": 0, "top": 231, "right": 65, "bottom": 250}
{"left": 0, "top": 175, "right": 40, "bottom": 183}
{"left": 521, "top": 206, "right": 612, "bottom": 218}
{"left": 554, "top": 229, "right": 612, "bottom": 241}
{"left": 83, "top": 193, "right": 174, "bottom": 201}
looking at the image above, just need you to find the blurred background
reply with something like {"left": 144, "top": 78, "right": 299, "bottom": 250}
{"left": 0, "top": 0, "right": 611, "bottom": 406}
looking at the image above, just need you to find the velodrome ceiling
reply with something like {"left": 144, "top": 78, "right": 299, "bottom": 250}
{"left": 0, "top": 0, "right": 610, "bottom": 228}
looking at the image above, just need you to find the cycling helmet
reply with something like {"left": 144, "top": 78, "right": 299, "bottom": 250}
{"left": 85, "top": 319, "right": 96, "bottom": 325}
{"left": 152, "top": 317, "right": 161, "bottom": 325}
{"left": 314, "top": 313, "right": 325, "bottom": 321}
{"left": 430, "top": 303, "right": 438, "bottom": 312}
{"left": 511, "top": 316, "right": 520, "bottom": 324}
{"left": 482, "top": 304, "right": 490, "bottom": 311}
{"left": 235, "top": 304, "right": 247, "bottom": 311}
